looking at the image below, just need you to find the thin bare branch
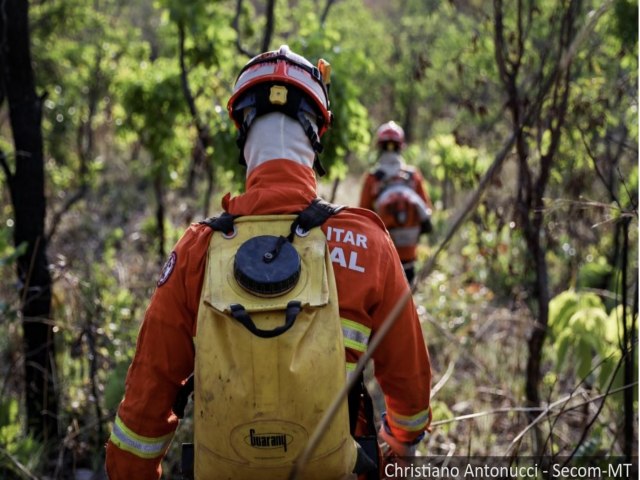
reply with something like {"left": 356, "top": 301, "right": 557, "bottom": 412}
{"left": 178, "top": 23, "right": 200, "bottom": 123}
{"left": 232, "top": 0, "right": 256, "bottom": 58}
{"left": 430, "top": 360, "right": 455, "bottom": 399}
{"left": 320, "top": 0, "right": 338, "bottom": 25}
{"left": 178, "top": 22, "right": 217, "bottom": 215}
{"left": 580, "top": 128, "right": 621, "bottom": 209}
{"left": 514, "top": 0, "right": 524, "bottom": 74}
{"left": 492, "top": 0, "right": 513, "bottom": 87}
{"left": 508, "top": 350, "right": 629, "bottom": 454}
{"left": 432, "top": 381, "right": 637, "bottom": 430}
{"left": 46, "top": 187, "right": 87, "bottom": 242}
{"left": 0, "top": 446, "right": 39, "bottom": 480}
{"left": 261, "top": 0, "right": 276, "bottom": 53}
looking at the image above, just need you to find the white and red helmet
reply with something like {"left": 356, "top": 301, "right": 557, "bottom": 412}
{"left": 227, "top": 45, "right": 332, "bottom": 174}
{"left": 228, "top": 45, "right": 332, "bottom": 135}
{"left": 376, "top": 121, "right": 405, "bottom": 151}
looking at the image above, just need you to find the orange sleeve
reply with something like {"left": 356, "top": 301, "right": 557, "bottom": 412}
{"left": 359, "top": 173, "right": 377, "bottom": 211}
{"left": 370, "top": 235, "right": 432, "bottom": 443}
{"left": 105, "top": 224, "right": 213, "bottom": 480}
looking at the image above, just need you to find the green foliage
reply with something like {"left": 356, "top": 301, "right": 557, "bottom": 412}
{"left": 576, "top": 256, "right": 614, "bottom": 290}
{"left": 0, "top": 227, "right": 25, "bottom": 317}
{"left": 103, "top": 362, "right": 130, "bottom": 412}
{"left": 115, "top": 59, "right": 191, "bottom": 177}
{"left": 613, "top": 0, "right": 638, "bottom": 49}
{"left": 282, "top": 1, "right": 376, "bottom": 172}
{"left": 429, "top": 400, "right": 454, "bottom": 435}
{"left": 416, "top": 134, "right": 487, "bottom": 188}
{"left": 0, "top": 399, "right": 44, "bottom": 476}
{"left": 548, "top": 290, "right": 623, "bottom": 389}
{"left": 32, "top": 0, "right": 133, "bottom": 205}
{"left": 619, "top": 165, "right": 638, "bottom": 209}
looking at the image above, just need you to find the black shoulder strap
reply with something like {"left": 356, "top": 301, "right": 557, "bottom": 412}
{"left": 373, "top": 168, "right": 386, "bottom": 181}
{"left": 288, "top": 198, "right": 344, "bottom": 240}
{"left": 199, "top": 212, "right": 238, "bottom": 234}
{"left": 199, "top": 199, "right": 341, "bottom": 237}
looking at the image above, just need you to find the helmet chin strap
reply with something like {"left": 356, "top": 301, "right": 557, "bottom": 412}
{"left": 296, "top": 110, "right": 327, "bottom": 176}
{"left": 242, "top": 113, "right": 323, "bottom": 176}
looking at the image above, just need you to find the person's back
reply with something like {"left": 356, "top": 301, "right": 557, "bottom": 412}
{"left": 359, "top": 121, "right": 433, "bottom": 284}
{"left": 105, "top": 47, "right": 431, "bottom": 480}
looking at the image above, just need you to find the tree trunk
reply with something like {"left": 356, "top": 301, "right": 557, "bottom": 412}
{"left": 0, "top": 0, "right": 59, "bottom": 443}
{"left": 523, "top": 228, "right": 550, "bottom": 408}
{"left": 493, "top": 1, "right": 577, "bottom": 455}
{"left": 154, "top": 171, "right": 166, "bottom": 262}
{"left": 620, "top": 217, "right": 636, "bottom": 461}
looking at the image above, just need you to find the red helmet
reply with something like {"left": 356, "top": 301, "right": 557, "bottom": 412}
{"left": 227, "top": 45, "right": 332, "bottom": 137}
{"left": 376, "top": 121, "right": 405, "bottom": 150}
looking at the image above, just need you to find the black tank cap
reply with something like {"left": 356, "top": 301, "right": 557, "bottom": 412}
{"left": 233, "top": 235, "right": 301, "bottom": 296}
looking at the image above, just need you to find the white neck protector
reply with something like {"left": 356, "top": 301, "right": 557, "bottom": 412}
{"left": 243, "top": 112, "right": 316, "bottom": 177}
{"left": 377, "top": 151, "right": 404, "bottom": 178}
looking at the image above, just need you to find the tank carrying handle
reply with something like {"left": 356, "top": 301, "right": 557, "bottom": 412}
{"left": 229, "top": 301, "right": 301, "bottom": 338}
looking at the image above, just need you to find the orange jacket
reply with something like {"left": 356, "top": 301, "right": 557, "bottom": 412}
{"left": 105, "top": 160, "right": 431, "bottom": 479}
{"left": 359, "top": 166, "right": 433, "bottom": 263}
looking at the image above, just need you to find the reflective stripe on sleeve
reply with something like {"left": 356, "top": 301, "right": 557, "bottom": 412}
{"left": 110, "top": 415, "right": 174, "bottom": 459}
{"left": 387, "top": 408, "right": 431, "bottom": 432}
{"left": 345, "top": 362, "right": 357, "bottom": 382}
{"left": 341, "top": 318, "right": 371, "bottom": 353}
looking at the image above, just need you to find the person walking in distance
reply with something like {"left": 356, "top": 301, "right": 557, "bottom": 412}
{"left": 359, "top": 121, "right": 434, "bottom": 285}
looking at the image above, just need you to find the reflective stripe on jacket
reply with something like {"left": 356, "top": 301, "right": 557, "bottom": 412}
{"left": 109, "top": 415, "right": 173, "bottom": 459}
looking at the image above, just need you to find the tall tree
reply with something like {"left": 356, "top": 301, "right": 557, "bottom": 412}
{"left": 492, "top": 0, "right": 616, "bottom": 451}
{"left": 0, "top": 0, "right": 59, "bottom": 444}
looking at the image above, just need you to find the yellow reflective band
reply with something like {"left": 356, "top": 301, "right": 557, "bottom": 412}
{"left": 344, "top": 338, "right": 366, "bottom": 352}
{"left": 345, "top": 362, "right": 357, "bottom": 382}
{"left": 110, "top": 415, "right": 174, "bottom": 459}
{"left": 387, "top": 408, "right": 431, "bottom": 432}
{"left": 341, "top": 318, "right": 371, "bottom": 353}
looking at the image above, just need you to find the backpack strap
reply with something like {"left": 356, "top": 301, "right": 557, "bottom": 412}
{"left": 199, "top": 199, "right": 342, "bottom": 238}
{"left": 288, "top": 198, "right": 344, "bottom": 241}
{"left": 173, "top": 374, "right": 194, "bottom": 419}
{"left": 373, "top": 168, "right": 386, "bottom": 181}
{"left": 199, "top": 212, "right": 238, "bottom": 234}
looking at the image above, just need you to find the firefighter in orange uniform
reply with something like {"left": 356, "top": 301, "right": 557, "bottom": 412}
{"left": 105, "top": 46, "right": 431, "bottom": 479}
{"left": 359, "top": 121, "right": 434, "bottom": 285}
